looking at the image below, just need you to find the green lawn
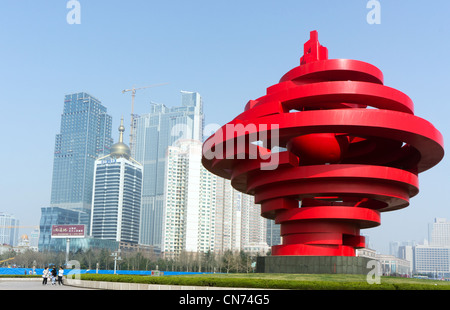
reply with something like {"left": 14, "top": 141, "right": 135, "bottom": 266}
{"left": 76, "top": 273, "right": 450, "bottom": 290}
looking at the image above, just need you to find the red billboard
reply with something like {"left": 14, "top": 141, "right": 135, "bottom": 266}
{"left": 51, "top": 225, "right": 85, "bottom": 238}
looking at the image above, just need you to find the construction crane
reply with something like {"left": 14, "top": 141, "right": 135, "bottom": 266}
{"left": 0, "top": 257, "right": 15, "bottom": 265}
{"left": 122, "top": 83, "right": 169, "bottom": 152}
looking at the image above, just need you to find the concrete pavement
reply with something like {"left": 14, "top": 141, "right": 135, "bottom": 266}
{"left": 0, "top": 278, "right": 95, "bottom": 290}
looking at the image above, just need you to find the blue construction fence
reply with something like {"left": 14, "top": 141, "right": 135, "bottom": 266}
{"left": 0, "top": 267, "right": 211, "bottom": 276}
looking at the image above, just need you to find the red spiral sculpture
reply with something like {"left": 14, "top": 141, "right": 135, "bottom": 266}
{"left": 202, "top": 31, "right": 444, "bottom": 256}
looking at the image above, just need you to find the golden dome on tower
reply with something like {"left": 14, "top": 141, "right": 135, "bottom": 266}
{"left": 110, "top": 117, "right": 131, "bottom": 159}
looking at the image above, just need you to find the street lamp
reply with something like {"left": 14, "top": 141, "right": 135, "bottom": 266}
{"left": 111, "top": 251, "right": 122, "bottom": 275}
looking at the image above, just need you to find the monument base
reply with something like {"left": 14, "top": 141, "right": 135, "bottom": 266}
{"left": 256, "top": 256, "right": 372, "bottom": 275}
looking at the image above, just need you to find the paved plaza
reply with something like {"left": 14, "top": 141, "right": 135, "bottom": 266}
{"left": 0, "top": 278, "right": 94, "bottom": 290}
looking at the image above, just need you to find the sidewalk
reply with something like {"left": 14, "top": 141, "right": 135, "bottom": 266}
{"left": 0, "top": 278, "right": 94, "bottom": 290}
{"left": 64, "top": 278, "right": 263, "bottom": 290}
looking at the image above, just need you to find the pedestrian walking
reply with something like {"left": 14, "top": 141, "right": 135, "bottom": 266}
{"left": 58, "top": 267, "right": 64, "bottom": 285}
{"left": 51, "top": 267, "right": 57, "bottom": 285}
{"left": 42, "top": 267, "right": 49, "bottom": 285}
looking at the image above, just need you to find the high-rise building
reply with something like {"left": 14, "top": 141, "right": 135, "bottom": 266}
{"left": 214, "top": 178, "right": 268, "bottom": 255}
{"left": 50, "top": 92, "right": 113, "bottom": 212}
{"left": 428, "top": 218, "right": 450, "bottom": 246}
{"left": 132, "top": 91, "right": 203, "bottom": 248}
{"left": 161, "top": 139, "right": 268, "bottom": 257}
{"left": 0, "top": 212, "right": 19, "bottom": 246}
{"left": 40, "top": 93, "right": 113, "bottom": 251}
{"left": 398, "top": 244, "right": 414, "bottom": 273}
{"left": 162, "top": 139, "right": 216, "bottom": 256}
{"left": 29, "top": 228, "right": 40, "bottom": 249}
{"left": 90, "top": 118, "right": 143, "bottom": 244}
{"left": 214, "top": 177, "right": 235, "bottom": 253}
{"left": 234, "top": 188, "right": 268, "bottom": 255}
{"left": 389, "top": 241, "right": 401, "bottom": 256}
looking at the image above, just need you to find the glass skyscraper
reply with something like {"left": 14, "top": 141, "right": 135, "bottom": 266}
{"left": 39, "top": 92, "right": 113, "bottom": 251}
{"left": 132, "top": 91, "right": 203, "bottom": 248}
{"left": 50, "top": 92, "right": 113, "bottom": 212}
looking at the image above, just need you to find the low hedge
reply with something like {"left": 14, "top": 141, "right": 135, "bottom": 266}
{"left": 0, "top": 275, "right": 40, "bottom": 278}
{"left": 75, "top": 274, "right": 450, "bottom": 290}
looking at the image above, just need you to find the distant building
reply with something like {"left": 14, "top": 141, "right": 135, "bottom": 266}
{"left": 119, "top": 241, "right": 160, "bottom": 259}
{"left": 15, "top": 234, "right": 38, "bottom": 253}
{"left": 428, "top": 218, "right": 450, "bottom": 247}
{"left": 90, "top": 118, "right": 142, "bottom": 244}
{"left": 414, "top": 245, "right": 450, "bottom": 277}
{"left": 0, "top": 212, "right": 19, "bottom": 246}
{"left": 389, "top": 241, "right": 401, "bottom": 257}
{"left": 398, "top": 244, "right": 414, "bottom": 273}
{"left": 375, "top": 218, "right": 450, "bottom": 277}
{"left": 132, "top": 91, "right": 204, "bottom": 248}
{"left": 266, "top": 220, "right": 281, "bottom": 248}
{"left": 377, "top": 254, "right": 411, "bottom": 276}
{"left": 357, "top": 248, "right": 411, "bottom": 276}
{"left": 356, "top": 247, "right": 377, "bottom": 260}
{"left": 243, "top": 242, "right": 270, "bottom": 256}
{"left": 28, "top": 228, "right": 40, "bottom": 249}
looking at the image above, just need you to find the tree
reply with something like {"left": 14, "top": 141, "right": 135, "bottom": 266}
{"left": 6, "top": 247, "right": 265, "bottom": 274}
{"left": 203, "top": 250, "right": 216, "bottom": 273}
{"left": 222, "top": 250, "right": 235, "bottom": 273}
{"left": 98, "top": 249, "right": 112, "bottom": 270}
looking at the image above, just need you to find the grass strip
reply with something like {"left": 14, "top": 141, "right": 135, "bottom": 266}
{"left": 76, "top": 273, "right": 450, "bottom": 290}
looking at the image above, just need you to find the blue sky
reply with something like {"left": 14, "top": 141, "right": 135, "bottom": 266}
{"left": 1, "top": 0, "right": 449, "bottom": 254}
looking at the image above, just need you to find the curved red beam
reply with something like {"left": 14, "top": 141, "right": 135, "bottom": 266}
{"left": 202, "top": 31, "right": 444, "bottom": 256}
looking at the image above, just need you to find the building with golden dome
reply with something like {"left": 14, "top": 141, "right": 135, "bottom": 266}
{"left": 90, "top": 117, "right": 143, "bottom": 244}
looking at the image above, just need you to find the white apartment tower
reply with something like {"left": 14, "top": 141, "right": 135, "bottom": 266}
{"left": 90, "top": 118, "right": 143, "bottom": 244}
{"left": 214, "top": 180, "right": 268, "bottom": 255}
{"left": 162, "top": 139, "right": 216, "bottom": 256}
{"left": 240, "top": 191, "right": 269, "bottom": 255}
{"left": 428, "top": 218, "right": 450, "bottom": 246}
{"left": 162, "top": 139, "right": 268, "bottom": 257}
{"left": 214, "top": 177, "right": 237, "bottom": 253}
